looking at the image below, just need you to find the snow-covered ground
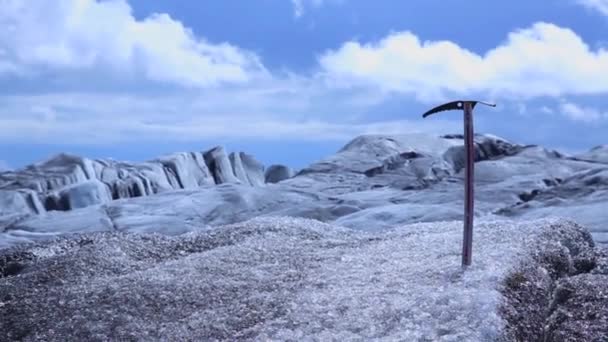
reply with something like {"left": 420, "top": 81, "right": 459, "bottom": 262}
{"left": 1, "top": 216, "right": 603, "bottom": 341}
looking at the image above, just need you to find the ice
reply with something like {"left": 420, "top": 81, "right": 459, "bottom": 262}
{"left": 0, "top": 216, "right": 596, "bottom": 340}
{"left": 2, "top": 132, "right": 608, "bottom": 251}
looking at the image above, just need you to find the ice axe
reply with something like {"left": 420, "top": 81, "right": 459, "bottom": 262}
{"left": 422, "top": 100, "right": 496, "bottom": 267}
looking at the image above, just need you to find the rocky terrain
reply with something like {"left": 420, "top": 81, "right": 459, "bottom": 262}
{"left": 1, "top": 133, "right": 607, "bottom": 249}
{"left": 1, "top": 217, "right": 606, "bottom": 340}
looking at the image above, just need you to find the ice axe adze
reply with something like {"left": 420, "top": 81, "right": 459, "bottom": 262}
{"left": 422, "top": 100, "right": 496, "bottom": 267}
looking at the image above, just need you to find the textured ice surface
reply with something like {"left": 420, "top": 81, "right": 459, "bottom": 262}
{"left": 576, "top": 144, "right": 608, "bottom": 163}
{"left": 1, "top": 133, "right": 607, "bottom": 250}
{"left": 0, "top": 146, "right": 267, "bottom": 216}
{"left": 0, "top": 217, "right": 597, "bottom": 341}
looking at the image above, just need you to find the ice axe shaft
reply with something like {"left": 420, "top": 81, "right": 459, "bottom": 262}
{"left": 422, "top": 100, "right": 496, "bottom": 267}
{"left": 462, "top": 102, "right": 474, "bottom": 267}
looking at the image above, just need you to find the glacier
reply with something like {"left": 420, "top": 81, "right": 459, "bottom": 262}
{"left": 1, "top": 133, "right": 607, "bottom": 249}
{"left": 1, "top": 217, "right": 605, "bottom": 340}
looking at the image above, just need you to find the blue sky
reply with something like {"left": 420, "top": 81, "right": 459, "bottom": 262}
{"left": 1, "top": 0, "right": 608, "bottom": 169}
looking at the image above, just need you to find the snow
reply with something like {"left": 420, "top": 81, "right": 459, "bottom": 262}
{"left": 576, "top": 145, "right": 608, "bottom": 163}
{"left": 0, "top": 216, "right": 591, "bottom": 340}
{"left": 334, "top": 203, "right": 463, "bottom": 231}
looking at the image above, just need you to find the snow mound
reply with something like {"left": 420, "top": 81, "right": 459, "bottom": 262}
{"left": 0, "top": 217, "right": 599, "bottom": 340}
{"left": 576, "top": 145, "right": 608, "bottom": 164}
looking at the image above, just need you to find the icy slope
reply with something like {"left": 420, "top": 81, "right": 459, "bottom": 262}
{"left": 576, "top": 144, "right": 608, "bottom": 164}
{"left": 0, "top": 147, "right": 268, "bottom": 216}
{"left": 1, "top": 133, "right": 607, "bottom": 250}
{"left": 1, "top": 217, "right": 604, "bottom": 341}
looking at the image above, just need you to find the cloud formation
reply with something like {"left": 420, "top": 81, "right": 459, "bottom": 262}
{"left": 576, "top": 0, "right": 608, "bottom": 16}
{"left": 0, "top": 91, "right": 460, "bottom": 144}
{"left": 559, "top": 101, "right": 607, "bottom": 122}
{"left": 291, "top": 0, "right": 344, "bottom": 19}
{"left": 291, "top": 0, "right": 305, "bottom": 18}
{"left": 0, "top": 0, "right": 266, "bottom": 87}
{"left": 0, "top": 0, "right": 606, "bottom": 150}
{"left": 319, "top": 22, "right": 608, "bottom": 99}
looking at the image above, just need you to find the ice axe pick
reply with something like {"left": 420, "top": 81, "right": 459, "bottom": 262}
{"left": 422, "top": 100, "right": 496, "bottom": 267}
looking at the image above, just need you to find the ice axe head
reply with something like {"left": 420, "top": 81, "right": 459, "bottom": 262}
{"left": 422, "top": 100, "right": 496, "bottom": 118}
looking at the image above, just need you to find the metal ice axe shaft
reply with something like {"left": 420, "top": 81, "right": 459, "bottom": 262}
{"left": 422, "top": 100, "right": 496, "bottom": 267}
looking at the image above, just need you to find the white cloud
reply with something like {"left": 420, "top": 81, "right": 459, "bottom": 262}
{"left": 0, "top": 92, "right": 460, "bottom": 144}
{"left": 540, "top": 106, "right": 554, "bottom": 114}
{"left": 0, "top": 2, "right": 605, "bottom": 149}
{"left": 291, "top": 0, "right": 306, "bottom": 18}
{"left": 0, "top": 0, "right": 266, "bottom": 86}
{"left": 291, "top": 0, "right": 337, "bottom": 18}
{"left": 319, "top": 22, "right": 608, "bottom": 99}
{"left": 517, "top": 103, "right": 527, "bottom": 115}
{"left": 0, "top": 114, "right": 459, "bottom": 144}
{"left": 559, "top": 101, "right": 607, "bottom": 122}
{"left": 576, "top": 0, "right": 608, "bottom": 16}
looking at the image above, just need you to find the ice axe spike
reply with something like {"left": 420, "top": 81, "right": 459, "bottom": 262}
{"left": 422, "top": 100, "right": 496, "bottom": 268}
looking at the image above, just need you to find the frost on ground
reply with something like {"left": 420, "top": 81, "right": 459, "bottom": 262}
{"left": 0, "top": 217, "right": 605, "bottom": 341}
